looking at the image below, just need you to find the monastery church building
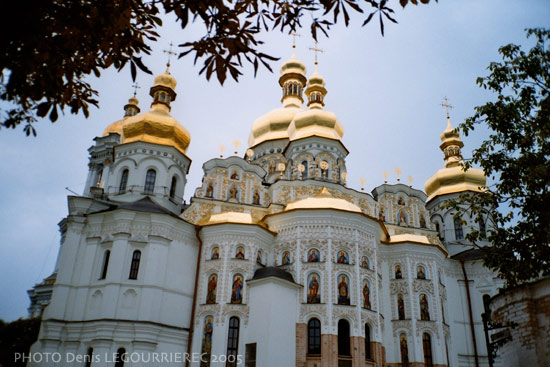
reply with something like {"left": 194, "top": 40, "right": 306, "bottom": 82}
{"left": 29, "top": 49, "right": 499, "bottom": 367}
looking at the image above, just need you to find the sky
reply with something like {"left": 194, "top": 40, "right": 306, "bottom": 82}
{"left": 0, "top": 0, "right": 548, "bottom": 322}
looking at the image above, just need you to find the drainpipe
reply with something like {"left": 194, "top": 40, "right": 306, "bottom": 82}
{"left": 460, "top": 259, "right": 479, "bottom": 367}
{"left": 186, "top": 225, "right": 203, "bottom": 367}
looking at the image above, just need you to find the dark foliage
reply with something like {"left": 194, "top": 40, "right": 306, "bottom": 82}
{"left": 448, "top": 28, "right": 550, "bottom": 287}
{"left": 0, "top": 0, "right": 434, "bottom": 135}
{"left": 0, "top": 318, "right": 41, "bottom": 367}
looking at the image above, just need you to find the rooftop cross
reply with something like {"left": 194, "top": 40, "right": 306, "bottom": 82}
{"left": 131, "top": 83, "right": 141, "bottom": 98}
{"left": 440, "top": 96, "right": 454, "bottom": 119}
{"left": 163, "top": 42, "right": 178, "bottom": 72}
{"left": 290, "top": 31, "right": 301, "bottom": 57}
{"left": 309, "top": 41, "right": 324, "bottom": 67}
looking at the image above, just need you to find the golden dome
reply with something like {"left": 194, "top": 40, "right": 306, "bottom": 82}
{"left": 287, "top": 67, "right": 343, "bottom": 142}
{"left": 103, "top": 96, "right": 141, "bottom": 136}
{"left": 197, "top": 212, "right": 256, "bottom": 226}
{"left": 248, "top": 56, "right": 307, "bottom": 147}
{"left": 103, "top": 118, "right": 125, "bottom": 136}
{"left": 248, "top": 107, "right": 303, "bottom": 147}
{"left": 197, "top": 211, "right": 269, "bottom": 230}
{"left": 287, "top": 109, "right": 343, "bottom": 141}
{"left": 121, "top": 108, "right": 191, "bottom": 154}
{"left": 424, "top": 166, "right": 486, "bottom": 202}
{"left": 279, "top": 58, "right": 307, "bottom": 81}
{"left": 102, "top": 72, "right": 191, "bottom": 155}
{"left": 285, "top": 187, "right": 361, "bottom": 213}
{"left": 153, "top": 72, "right": 177, "bottom": 90}
{"left": 424, "top": 118, "right": 486, "bottom": 202}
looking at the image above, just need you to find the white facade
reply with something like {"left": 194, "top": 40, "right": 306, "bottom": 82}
{"left": 29, "top": 57, "right": 503, "bottom": 367}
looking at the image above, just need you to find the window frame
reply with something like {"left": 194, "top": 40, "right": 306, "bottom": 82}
{"left": 307, "top": 318, "right": 322, "bottom": 355}
{"left": 365, "top": 323, "right": 372, "bottom": 360}
{"left": 119, "top": 169, "right": 129, "bottom": 193}
{"left": 128, "top": 250, "right": 141, "bottom": 280}
{"left": 337, "top": 319, "right": 351, "bottom": 357}
{"left": 99, "top": 250, "right": 110, "bottom": 280}
{"left": 226, "top": 316, "right": 240, "bottom": 367}
{"left": 422, "top": 332, "right": 434, "bottom": 367}
{"left": 144, "top": 169, "right": 156, "bottom": 194}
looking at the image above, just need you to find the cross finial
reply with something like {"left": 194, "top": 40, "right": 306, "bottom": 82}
{"left": 309, "top": 41, "right": 324, "bottom": 67}
{"left": 163, "top": 42, "right": 177, "bottom": 72}
{"left": 290, "top": 31, "right": 301, "bottom": 57}
{"left": 440, "top": 96, "right": 454, "bottom": 119}
{"left": 131, "top": 83, "right": 141, "bottom": 98}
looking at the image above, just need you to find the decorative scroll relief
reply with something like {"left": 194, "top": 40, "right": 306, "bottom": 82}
{"left": 299, "top": 304, "right": 328, "bottom": 323}
{"left": 196, "top": 304, "right": 221, "bottom": 324}
{"left": 438, "top": 284, "right": 447, "bottom": 299}
{"left": 415, "top": 320, "right": 439, "bottom": 338}
{"left": 332, "top": 306, "right": 359, "bottom": 330}
{"left": 222, "top": 304, "right": 250, "bottom": 325}
{"left": 412, "top": 279, "right": 434, "bottom": 294}
{"left": 361, "top": 310, "right": 380, "bottom": 338}
{"left": 390, "top": 280, "right": 409, "bottom": 295}
{"left": 391, "top": 320, "right": 412, "bottom": 337}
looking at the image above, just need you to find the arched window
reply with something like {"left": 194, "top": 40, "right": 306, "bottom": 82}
{"left": 301, "top": 161, "right": 308, "bottom": 179}
{"left": 281, "top": 251, "right": 291, "bottom": 265}
{"left": 397, "top": 294, "right": 406, "bottom": 320}
{"left": 226, "top": 317, "right": 240, "bottom": 367}
{"left": 454, "top": 217, "right": 464, "bottom": 240}
{"left": 337, "top": 319, "right": 351, "bottom": 356}
{"left": 144, "top": 169, "right": 156, "bottom": 194}
{"left": 169, "top": 176, "right": 177, "bottom": 199}
{"left": 337, "top": 274, "right": 350, "bottom": 305}
{"left": 119, "top": 169, "right": 129, "bottom": 193}
{"left": 365, "top": 324, "right": 372, "bottom": 360}
{"left": 99, "top": 250, "right": 110, "bottom": 280}
{"left": 201, "top": 316, "right": 214, "bottom": 366}
{"left": 85, "top": 347, "right": 93, "bottom": 367}
{"left": 399, "top": 334, "right": 409, "bottom": 367}
{"left": 307, "top": 273, "right": 321, "bottom": 304}
{"left": 420, "top": 294, "right": 430, "bottom": 320}
{"left": 114, "top": 348, "right": 126, "bottom": 367}
{"left": 206, "top": 274, "right": 217, "bottom": 304}
{"left": 435, "top": 222, "right": 443, "bottom": 239}
{"left": 417, "top": 266, "right": 426, "bottom": 279}
{"left": 336, "top": 250, "right": 349, "bottom": 264}
{"left": 479, "top": 217, "right": 487, "bottom": 238}
{"left": 129, "top": 250, "right": 141, "bottom": 280}
{"left": 95, "top": 167, "right": 103, "bottom": 186}
{"left": 395, "top": 265, "right": 403, "bottom": 279}
{"left": 422, "top": 333, "right": 433, "bottom": 367}
{"left": 307, "top": 318, "right": 321, "bottom": 355}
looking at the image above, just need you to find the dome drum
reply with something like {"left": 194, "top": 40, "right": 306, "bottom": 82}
{"left": 278, "top": 72, "right": 307, "bottom": 87}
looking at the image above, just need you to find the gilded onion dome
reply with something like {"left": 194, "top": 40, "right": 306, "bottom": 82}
{"left": 424, "top": 117, "right": 486, "bottom": 202}
{"left": 102, "top": 97, "right": 140, "bottom": 136}
{"left": 287, "top": 64, "right": 344, "bottom": 141}
{"left": 247, "top": 55, "right": 307, "bottom": 147}
{"left": 102, "top": 71, "right": 191, "bottom": 155}
{"left": 285, "top": 187, "right": 361, "bottom": 213}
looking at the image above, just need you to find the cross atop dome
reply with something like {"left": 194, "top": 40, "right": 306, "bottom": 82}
{"left": 131, "top": 82, "right": 141, "bottom": 98}
{"left": 440, "top": 96, "right": 454, "bottom": 119}
{"left": 163, "top": 42, "right": 177, "bottom": 73}
{"left": 290, "top": 31, "right": 301, "bottom": 58}
{"left": 309, "top": 41, "right": 324, "bottom": 69}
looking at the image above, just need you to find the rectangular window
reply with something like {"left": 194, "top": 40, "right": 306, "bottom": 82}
{"left": 245, "top": 343, "right": 256, "bottom": 367}
{"left": 129, "top": 250, "right": 141, "bottom": 280}
{"left": 99, "top": 250, "right": 110, "bottom": 280}
{"left": 226, "top": 317, "right": 240, "bottom": 367}
{"left": 454, "top": 218, "right": 464, "bottom": 240}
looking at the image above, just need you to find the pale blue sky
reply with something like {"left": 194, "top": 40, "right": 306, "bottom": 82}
{"left": 0, "top": 0, "right": 548, "bottom": 321}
